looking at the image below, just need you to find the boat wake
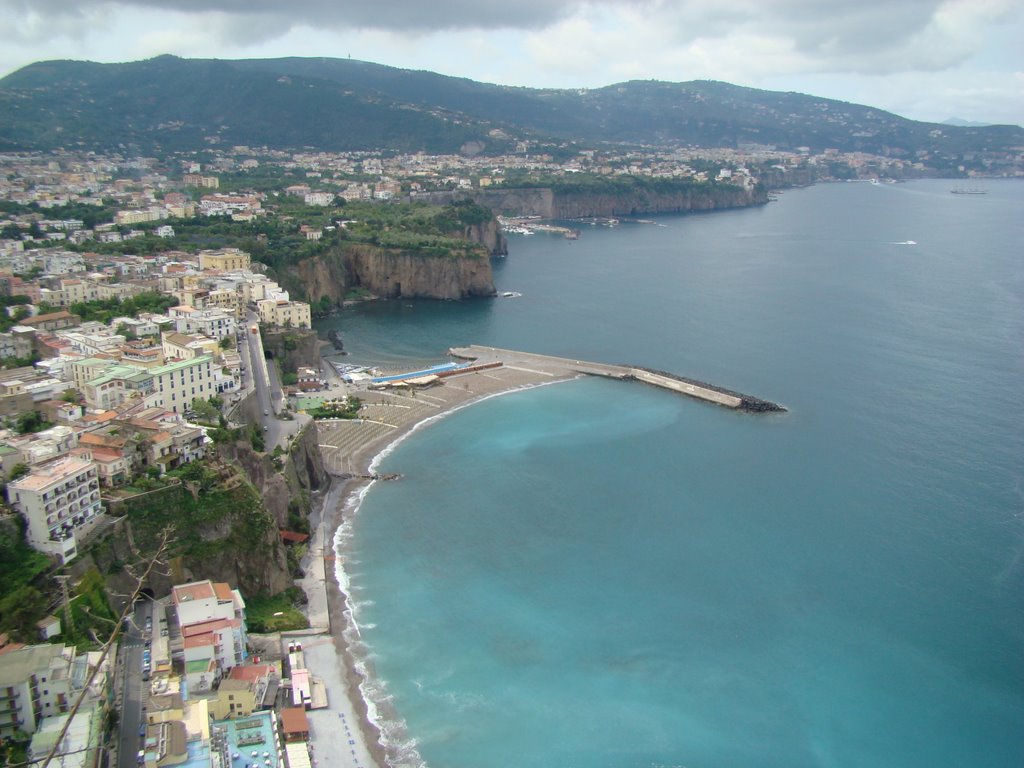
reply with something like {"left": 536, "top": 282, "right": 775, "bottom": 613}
{"left": 891, "top": 240, "right": 918, "bottom": 245}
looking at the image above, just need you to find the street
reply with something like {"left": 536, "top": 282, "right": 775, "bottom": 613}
{"left": 115, "top": 600, "right": 150, "bottom": 768}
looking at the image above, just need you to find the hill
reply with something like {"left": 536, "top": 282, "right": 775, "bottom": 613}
{"left": 1, "top": 55, "right": 1021, "bottom": 163}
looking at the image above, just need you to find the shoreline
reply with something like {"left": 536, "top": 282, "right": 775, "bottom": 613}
{"left": 311, "top": 360, "right": 582, "bottom": 767}
{"left": 306, "top": 344, "right": 784, "bottom": 765}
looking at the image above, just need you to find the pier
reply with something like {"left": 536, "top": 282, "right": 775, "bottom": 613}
{"left": 448, "top": 345, "right": 785, "bottom": 413}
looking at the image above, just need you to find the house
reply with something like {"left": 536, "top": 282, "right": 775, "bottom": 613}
{"left": 280, "top": 707, "right": 310, "bottom": 742}
{"left": 20, "top": 311, "right": 80, "bottom": 332}
{"left": 209, "top": 663, "right": 277, "bottom": 719}
{"left": 171, "top": 581, "right": 248, "bottom": 690}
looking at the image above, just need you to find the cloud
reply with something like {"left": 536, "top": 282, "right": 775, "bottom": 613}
{"left": 0, "top": 0, "right": 647, "bottom": 36}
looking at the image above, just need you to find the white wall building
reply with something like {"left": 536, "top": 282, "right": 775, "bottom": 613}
{"left": 5, "top": 456, "right": 103, "bottom": 563}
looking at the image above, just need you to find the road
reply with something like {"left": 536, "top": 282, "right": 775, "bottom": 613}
{"left": 115, "top": 600, "right": 151, "bottom": 768}
{"left": 242, "top": 313, "right": 311, "bottom": 450}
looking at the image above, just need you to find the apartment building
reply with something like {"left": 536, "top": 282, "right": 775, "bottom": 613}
{"left": 149, "top": 355, "right": 217, "bottom": 414}
{"left": 171, "top": 581, "right": 248, "bottom": 693}
{"left": 0, "top": 645, "right": 79, "bottom": 737}
{"left": 5, "top": 456, "right": 103, "bottom": 563}
{"left": 197, "top": 248, "right": 250, "bottom": 273}
{"left": 168, "top": 306, "right": 236, "bottom": 340}
{"left": 255, "top": 298, "right": 311, "bottom": 329}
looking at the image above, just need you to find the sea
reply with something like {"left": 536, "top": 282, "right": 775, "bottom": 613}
{"left": 318, "top": 179, "right": 1024, "bottom": 768}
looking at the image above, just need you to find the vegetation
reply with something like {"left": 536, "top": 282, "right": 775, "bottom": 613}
{"left": 309, "top": 396, "right": 361, "bottom": 420}
{"left": 2, "top": 55, "right": 1020, "bottom": 165}
{"left": 12, "top": 410, "right": 53, "bottom": 435}
{"left": 0, "top": 518, "right": 52, "bottom": 641}
{"left": 244, "top": 587, "right": 309, "bottom": 633}
{"left": 117, "top": 459, "right": 275, "bottom": 567}
{"left": 62, "top": 292, "right": 178, "bottom": 325}
{"left": 64, "top": 567, "right": 119, "bottom": 650}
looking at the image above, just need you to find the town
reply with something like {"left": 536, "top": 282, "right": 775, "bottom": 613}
{"left": 0, "top": 136, "right": 1010, "bottom": 768}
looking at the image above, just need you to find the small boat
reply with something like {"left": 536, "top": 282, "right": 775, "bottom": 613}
{"left": 950, "top": 188, "right": 987, "bottom": 195}
{"left": 500, "top": 291, "right": 522, "bottom": 298}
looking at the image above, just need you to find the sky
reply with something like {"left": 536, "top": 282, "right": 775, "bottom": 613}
{"left": 1, "top": 0, "right": 1022, "bottom": 127}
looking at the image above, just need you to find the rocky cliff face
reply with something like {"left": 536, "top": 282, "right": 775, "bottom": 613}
{"left": 295, "top": 236, "right": 498, "bottom": 304}
{"left": 550, "top": 184, "right": 765, "bottom": 217}
{"left": 461, "top": 217, "right": 508, "bottom": 257}
{"left": 342, "top": 244, "right": 495, "bottom": 300}
{"left": 261, "top": 328, "right": 324, "bottom": 372}
{"left": 421, "top": 184, "right": 766, "bottom": 218}
{"left": 217, "top": 421, "right": 330, "bottom": 529}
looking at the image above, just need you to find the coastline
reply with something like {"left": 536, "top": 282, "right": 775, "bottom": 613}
{"left": 311, "top": 358, "right": 582, "bottom": 767}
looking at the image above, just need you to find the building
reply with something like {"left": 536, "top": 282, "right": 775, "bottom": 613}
{"left": 256, "top": 299, "right": 311, "bottom": 329}
{"left": 0, "top": 643, "right": 106, "bottom": 738}
{"left": 5, "top": 456, "right": 103, "bottom": 563}
{"left": 149, "top": 355, "right": 218, "bottom": 414}
{"left": 183, "top": 174, "right": 219, "bottom": 189}
{"left": 209, "top": 664, "right": 277, "bottom": 719}
{"left": 168, "top": 305, "right": 236, "bottom": 339}
{"left": 20, "top": 311, "right": 80, "bottom": 332}
{"left": 161, "top": 331, "right": 219, "bottom": 363}
{"left": 172, "top": 581, "right": 248, "bottom": 693}
{"left": 197, "top": 248, "right": 250, "bottom": 273}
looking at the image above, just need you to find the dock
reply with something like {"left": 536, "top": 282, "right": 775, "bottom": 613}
{"left": 448, "top": 345, "right": 785, "bottom": 413}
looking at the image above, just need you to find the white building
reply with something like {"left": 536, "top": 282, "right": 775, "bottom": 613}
{"left": 168, "top": 306, "right": 236, "bottom": 340}
{"left": 149, "top": 355, "right": 217, "bottom": 413}
{"left": 5, "top": 456, "right": 103, "bottom": 563}
{"left": 0, "top": 644, "right": 104, "bottom": 738}
{"left": 171, "top": 581, "right": 248, "bottom": 692}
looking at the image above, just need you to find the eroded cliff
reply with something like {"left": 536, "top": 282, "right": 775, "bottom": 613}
{"left": 295, "top": 242, "right": 496, "bottom": 303}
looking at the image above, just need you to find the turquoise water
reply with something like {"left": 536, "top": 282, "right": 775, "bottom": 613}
{"left": 324, "top": 180, "right": 1024, "bottom": 767}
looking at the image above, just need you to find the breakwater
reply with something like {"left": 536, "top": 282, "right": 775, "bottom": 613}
{"left": 448, "top": 346, "right": 785, "bottom": 413}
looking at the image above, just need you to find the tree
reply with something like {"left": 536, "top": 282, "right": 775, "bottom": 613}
{"left": 7, "top": 463, "right": 30, "bottom": 482}
{"left": 15, "top": 410, "right": 50, "bottom": 435}
{"left": 190, "top": 397, "right": 219, "bottom": 423}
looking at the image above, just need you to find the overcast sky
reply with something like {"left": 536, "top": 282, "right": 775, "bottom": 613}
{"left": 1, "top": 0, "right": 1021, "bottom": 126}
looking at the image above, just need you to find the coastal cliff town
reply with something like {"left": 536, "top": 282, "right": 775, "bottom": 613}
{"left": 0, "top": 136, "right": 1012, "bottom": 768}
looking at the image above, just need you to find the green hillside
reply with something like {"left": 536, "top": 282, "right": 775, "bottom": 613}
{"left": 1, "top": 55, "right": 1021, "bottom": 161}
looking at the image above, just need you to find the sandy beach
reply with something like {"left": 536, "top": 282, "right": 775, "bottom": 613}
{"left": 298, "top": 349, "right": 583, "bottom": 767}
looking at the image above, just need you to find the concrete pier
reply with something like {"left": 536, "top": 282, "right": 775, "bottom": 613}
{"left": 448, "top": 345, "right": 785, "bottom": 412}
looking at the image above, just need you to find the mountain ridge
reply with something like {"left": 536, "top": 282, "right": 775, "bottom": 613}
{"left": 1, "top": 55, "right": 1021, "bottom": 166}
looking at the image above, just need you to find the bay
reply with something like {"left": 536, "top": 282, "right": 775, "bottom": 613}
{"left": 321, "top": 179, "right": 1024, "bottom": 768}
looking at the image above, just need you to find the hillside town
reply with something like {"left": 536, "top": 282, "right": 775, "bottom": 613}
{"left": 0, "top": 575, "right": 364, "bottom": 768}
{"left": 0, "top": 136, "right": 1013, "bottom": 768}
{"left": 0, "top": 240, "right": 311, "bottom": 562}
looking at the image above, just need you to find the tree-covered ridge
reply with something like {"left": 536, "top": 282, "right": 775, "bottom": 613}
{"left": 1, "top": 55, "right": 1020, "bottom": 160}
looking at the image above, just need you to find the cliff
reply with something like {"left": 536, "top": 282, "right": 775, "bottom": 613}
{"left": 93, "top": 462, "right": 292, "bottom": 598}
{"left": 86, "top": 423, "right": 330, "bottom": 600}
{"left": 417, "top": 183, "right": 766, "bottom": 218}
{"left": 295, "top": 242, "right": 496, "bottom": 303}
{"left": 461, "top": 216, "right": 508, "bottom": 257}
{"left": 342, "top": 244, "right": 495, "bottom": 300}
{"left": 217, "top": 420, "right": 330, "bottom": 529}
{"left": 261, "top": 327, "right": 324, "bottom": 372}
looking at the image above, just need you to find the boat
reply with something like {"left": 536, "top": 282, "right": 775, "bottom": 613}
{"left": 500, "top": 291, "right": 522, "bottom": 298}
{"left": 950, "top": 188, "right": 987, "bottom": 195}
